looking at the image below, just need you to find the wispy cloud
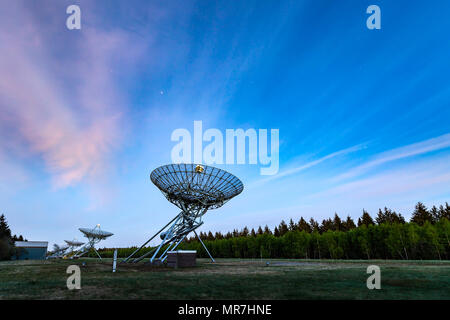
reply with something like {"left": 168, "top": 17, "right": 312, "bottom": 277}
{"left": 249, "top": 144, "right": 365, "bottom": 187}
{"left": 332, "top": 133, "right": 450, "bottom": 183}
{"left": 0, "top": 2, "right": 143, "bottom": 187}
{"left": 303, "top": 154, "right": 450, "bottom": 216}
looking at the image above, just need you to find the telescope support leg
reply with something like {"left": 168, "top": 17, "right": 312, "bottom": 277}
{"left": 194, "top": 230, "right": 215, "bottom": 263}
{"left": 122, "top": 213, "right": 180, "bottom": 263}
{"left": 93, "top": 247, "right": 102, "bottom": 260}
{"left": 132, "top": 247, "right": 157, "bottom": 263}
{"left": 150, "top": 215, "right": 181, "bottom": 263}
{"left": 161, "top": 234, "right": 188, "bottom": 262}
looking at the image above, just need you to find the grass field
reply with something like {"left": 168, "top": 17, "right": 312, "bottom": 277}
{"left": 0, "top": 258, "right": 449, "bottom": 299}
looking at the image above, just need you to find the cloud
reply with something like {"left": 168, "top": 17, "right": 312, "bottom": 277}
{"left": 0, "top": 2, "right": 143, "bottom": 187}
{"left": 301, "top": 154, "right": 450, "bottom": 219}
{"left": 332, "top": 133, "right": 450, "bottom": 182}
{"left": 249, "top": 143, "right": 365, "bottom": 187}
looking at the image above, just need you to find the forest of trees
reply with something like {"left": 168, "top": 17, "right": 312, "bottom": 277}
{"left": 90, "top": 202, "right": 450, "bottom": 260}
{"left": 175, "top": 202, "right": 450, "bottom": 260}
{"left": 94, "top": 201, "right": 450, "bottom": 260}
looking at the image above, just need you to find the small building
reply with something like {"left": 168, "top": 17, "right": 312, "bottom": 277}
{"left": 13, "top": 241, "right": 48, "bottom": 260}
{"left": 167, "top": 250, "right": 197, "bottom": 268}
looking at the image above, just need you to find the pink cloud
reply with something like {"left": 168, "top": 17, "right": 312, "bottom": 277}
{"left": 0, "top": 2, "right": 143, "bottom": 187}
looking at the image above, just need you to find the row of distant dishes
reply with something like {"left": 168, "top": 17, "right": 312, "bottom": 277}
{"left": 49, "top": 225, "right": 114, "bottom": 259}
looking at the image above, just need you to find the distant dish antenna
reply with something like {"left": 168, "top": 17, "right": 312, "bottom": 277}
{"left": 122, "top": 163, "right": 243, "bottom": 264}
{"left": 63, "top": 239, "right": 84, "bottom": 258}
{"left": 48, "top": 244, "right": 69, "bottom": 259}
{"left": 65, "top": 239, "right": 85, "bottom": 247}
{"left": 73, "top": 225, "right": 113, "bottom": 259}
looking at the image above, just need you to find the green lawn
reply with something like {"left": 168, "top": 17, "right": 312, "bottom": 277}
{"left": 0, "top": 258, "right": 449, "bottom": 299}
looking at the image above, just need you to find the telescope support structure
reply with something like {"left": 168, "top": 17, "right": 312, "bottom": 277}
{"left": 73, "top": 236, "right": 103, "bottom": 259}
{"left": 122, "top": 207, "right": 214, "bottom": 264}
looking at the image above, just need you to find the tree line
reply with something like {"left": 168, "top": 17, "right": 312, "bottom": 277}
{"left": 176, "top": 202, "right": 450, "bottom": 260}
{"left": 187, "top": 202, "right": 449, "bottom": 241}
{"left": 95, "top": 201, "right": 450, "bottom": 260}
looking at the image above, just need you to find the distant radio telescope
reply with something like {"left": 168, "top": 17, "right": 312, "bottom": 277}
{"left": 63, "top": 239, "right": 84, "bottom": 257}
{"left": 73, "top": 224, "right": 113, "bottom": 260}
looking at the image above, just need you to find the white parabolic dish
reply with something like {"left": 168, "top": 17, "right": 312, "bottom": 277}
{"left": 79, "top": 228, "right": 114, "bottom": 239}
{"left": 64, "top": 240, "right": 85, "bottom": 246}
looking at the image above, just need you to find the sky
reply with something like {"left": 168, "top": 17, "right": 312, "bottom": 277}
{"left": 1, "top": 0, "right": 450, "bottom": 249}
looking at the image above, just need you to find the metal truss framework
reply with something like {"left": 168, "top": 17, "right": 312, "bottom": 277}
{"left": 62, "top": 240, "right": 84, "bottom": 258}
{"left": 122, "top": 164, "right": 243, "bottom": 264}
{"left": 49, "top": 245, "right": 69, "bottom": 259}
{"left": 73, "top": 237, "right": 103, "bottom": 259}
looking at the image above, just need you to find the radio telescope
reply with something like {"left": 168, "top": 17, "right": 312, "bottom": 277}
{"left": 63, "top": 239, "right": 84, "bottom": 257}
{"left": 123, "top": 163, "right": 243, "bottom": 264}
{"left": 73, "top": 224, "right": 113, "bottom": 260}
{"left": 48, "top": 243, "right": 69, "bottom": 259}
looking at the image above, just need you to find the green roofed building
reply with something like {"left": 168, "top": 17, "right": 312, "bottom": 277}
{"left": 14, "top": 241, "right": 48, "bottom": 260}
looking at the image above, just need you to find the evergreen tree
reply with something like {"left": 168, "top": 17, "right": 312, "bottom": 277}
{"left": 411, "top": 202, "right": 433, "bottom": 226}
{"left": 320, "top": 218, "right": 334, "bottom": 233}
{"left": 0, "top": 214, "right": 14, "bottom": 261}
{"left": 250, "top": 228, "right": 256, "bottom": 237}
{"left": 445, "top": 203, "right": 450, "bottom": 219}
{"left": 0, "top": 214, "right": 12, "bottom": 239}
{"left": 240, "top": 227, "right": 249, "bottom": 237}
{"left": 333, "top": 213, "right": 343, "bottom": 231}
{"left": 430, "top": 206, "right": 440, "bottom": 224}
{"left": 343, "top": 216, "right": 356, "bottom": 231}
{"left": 257, "top": 226, "right": 264, "bottom": 235}
{"left": 376, "top": 208, "right": 386, "bottom": 225}
{"left": 376, "top": 207, "right": 405, "bottom": 224}
{"left": 358, "top": 210, "right": 375, "bottom": 227}
{"left": 263, "top": 225, "right": 272, "bottom": 235}
{"left": 278, "top": 220, "right": 289, "bottom": 236}
{"left": 288, "top": 218, "right": 296, "bottom": 231}
{"left": 395, "top": 212, "right": 406, "bottom": 224}
{"left": 437, "top": 203, "right": 450, "bottom": 221}
{"left": 298, "top": 217, "right": 312, "bottom": 233}
{"left": 274, "top": 227, "right": 280, "bottom": 237}
{"left": 12, "top": 235, "right": 25, "bottom": 242}
{"left": 309, "top": 218, "right": 320, "bottom": 232}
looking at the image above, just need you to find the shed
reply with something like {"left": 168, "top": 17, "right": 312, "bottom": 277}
{"left": 167, "top": 250, "right": 197, "bottom": 268}
{"left": 14, "top": 241, "right": 48, "bottom": 260}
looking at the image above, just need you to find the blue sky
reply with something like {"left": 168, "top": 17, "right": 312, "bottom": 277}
{"left": 1, "top": 0, "right": 450, "bottom": 248}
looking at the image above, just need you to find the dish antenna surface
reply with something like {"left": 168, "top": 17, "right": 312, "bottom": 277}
{"left": 65, "top": 239, "right": 85, "bottom": 247}
{"left": 123, "top": 163, "right": 243, "bottom": 264}
{"left": 73, "top": 224, "right": 113, "bottom": 259}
